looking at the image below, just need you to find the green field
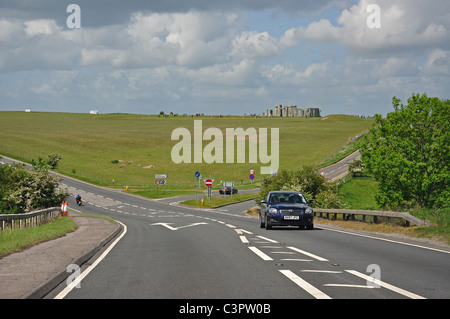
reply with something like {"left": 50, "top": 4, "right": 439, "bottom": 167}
{"left": 0, "top": 112, "right": 373, "bottom": 193}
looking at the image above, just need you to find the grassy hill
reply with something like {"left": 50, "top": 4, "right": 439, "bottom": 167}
{"left": 0, "top": 112, "right": 373, "bottom": 194}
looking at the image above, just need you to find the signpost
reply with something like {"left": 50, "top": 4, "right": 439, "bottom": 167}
{"left": 204, "top": 179, "right": 213, "bottom": 187}
{"left": 249, "top": 169, "right": 255, "bottom": 186}
{"left": 155, "top": 174, "right": 168, "bottom": 195}
{"left": 204, "top": 178, "right": 214, "bottom": 203}
{"left": 195, "top": 171, "right": 201, "bottom": 201}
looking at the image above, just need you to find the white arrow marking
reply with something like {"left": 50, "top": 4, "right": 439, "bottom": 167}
{"left": 150, "top": 222, "right": 208, "bottom": 231}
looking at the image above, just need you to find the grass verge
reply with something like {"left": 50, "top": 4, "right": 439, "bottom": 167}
{"left": 338, "top": 174, "right": 379, "bottom": 210}
{"left": 0, "top": 215, "right": 78, "bottom": 258}
{"left": 180, "top": 193, "right": 257, "bottom": 208}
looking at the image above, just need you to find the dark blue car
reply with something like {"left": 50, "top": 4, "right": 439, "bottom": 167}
{"left": 259, "top": 191, "right": 314, "bottom": 230}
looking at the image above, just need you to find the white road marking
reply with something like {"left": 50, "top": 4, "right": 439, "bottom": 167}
{"left": 270, "top": 251, "right": 296, "bottom": 254}
{"left": 248, "top": 247, "right": 273, "bottom": 261}
{"left": 239, "top": 236, "right": 249, "bottom": 244}
{"left": 256, "top": 235, "right": 278, "bottom": 243}
{"left": 54, "top": 221, "right": 127, "bottom": 299}
{"left": 287, "top": 246, "right": 329, "bottom": 262}
{"left": 321, "top": 226, "right": 450, "bottom": 255}
{"left": 324, "top": 284, "right": 374, "bottom": 288}
{"left": 301, "top": 270, "right": 342, "bottom": 274}
{"left": 345, "top": 270, "right": 426, "bottom": 299}
{"left": 150, "top": 222, "right": 208, "bottom": 231}
{"left": 279, "top": 270, "right": 331, "bottom": 299}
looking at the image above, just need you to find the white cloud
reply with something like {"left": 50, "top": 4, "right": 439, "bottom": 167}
{"left": 0, "top": 1, "right": 448, "bottom": 116}
{"left": 24, "top": 19, "right": 61, "bottom": 37}
{"left": 421, "top": 49, "right": 450, "bottom": 76}
{"left": 231, "top": 31, "right": 281, "bottom": 59}
{"left": 282, "top": 0, "right": 450, "bottom": 55}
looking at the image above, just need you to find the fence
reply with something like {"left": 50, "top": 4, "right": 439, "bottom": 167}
{"left": 313, "top": 208, "right": 429, "bottom": 227}
{"left": 0, "top": 207, "right": 61, "bottom": 231}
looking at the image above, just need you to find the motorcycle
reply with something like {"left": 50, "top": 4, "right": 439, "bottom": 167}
{"left": 76, "top": 196, "right": 82, "bottom": 206}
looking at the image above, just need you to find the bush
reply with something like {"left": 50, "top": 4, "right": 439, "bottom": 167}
{"left": 0, "top": 162, "right": 69, "bottom": 214}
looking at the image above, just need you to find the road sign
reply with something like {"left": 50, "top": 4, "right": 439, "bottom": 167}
{"left": 195, "top": 171, "right": 201, "bottom": 178}
{"left": 204, "top": 179, "right": 213, "bottom": 187}
{"left": 155, "top": 179, "right": 166, "bottom": 185}
{"left": 155, "top": 174, "right": 168, "bottom": 179}
{"left": 249, "top": 174, "right": 254, "bottom": 180}
{"left": 249, "top": 169, "right": 255, "bottom": 175}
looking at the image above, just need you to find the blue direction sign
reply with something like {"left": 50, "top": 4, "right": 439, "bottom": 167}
{"left": 195, "top": 171, "right": 201, "bottom": 178}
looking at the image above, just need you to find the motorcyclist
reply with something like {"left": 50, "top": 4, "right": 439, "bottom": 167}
{"left": 75, "top": 194, "right": 82, "bottom": 205}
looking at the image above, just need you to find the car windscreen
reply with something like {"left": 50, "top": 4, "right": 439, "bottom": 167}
{"left": 269, "top": 193, "right": 306, "bottom": 204}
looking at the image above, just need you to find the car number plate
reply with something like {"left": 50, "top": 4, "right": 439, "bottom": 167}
{"left": 284, "top": 216, "right": 299, "bottom": 220}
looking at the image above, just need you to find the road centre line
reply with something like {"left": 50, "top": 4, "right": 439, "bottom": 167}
{"left": 345, "top": 270, "right": 426, "bottom": 299}
{"left": 279, "top": 270, "right": 331, "bottom": 299}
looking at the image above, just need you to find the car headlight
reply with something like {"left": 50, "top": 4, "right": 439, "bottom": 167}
{"left": 269, "top": 208, "right": 278, "bottom": 214}
{"left": 305, "top": 207, "right": 313, "bottom": 215}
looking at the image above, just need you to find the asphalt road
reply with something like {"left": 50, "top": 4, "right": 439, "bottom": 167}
{"left": 2, "top": 155, "right": 449, "bottom": 300}
{"left": 58, "top": 175, "right": 449, "bottom": 299}
{"left": 319, "top": 150, "right": 361, "bottom": 182}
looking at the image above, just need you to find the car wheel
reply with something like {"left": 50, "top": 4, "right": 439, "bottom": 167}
{"left": 265, "top": 215, "right": 272, "bottom": 230}
{"left": 259, "top": 214, "right": 265, "bottom": 228}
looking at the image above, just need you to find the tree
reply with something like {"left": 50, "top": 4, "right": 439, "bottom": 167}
{"left": 349, "top": 158, "right": 365, "bottom": 176}
{"left": 0, "top": 162, "right": 68, "bottom": 214}
{"left": 31, "top": 153, "right": 62, "bottom": 170}
{"left": 360, "top": 93, "right": 449, "bottom": 209}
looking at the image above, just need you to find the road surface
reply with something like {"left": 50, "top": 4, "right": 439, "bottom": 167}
{"left": 319, "top": 150, "right": 361, "bottom": 181}
{"left": 1, "top": 155, "right": 449, "bottom": 300}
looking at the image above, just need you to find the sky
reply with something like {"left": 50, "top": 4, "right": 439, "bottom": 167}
{"left": 0, "top": 0, "right": 449, "bottom": 116}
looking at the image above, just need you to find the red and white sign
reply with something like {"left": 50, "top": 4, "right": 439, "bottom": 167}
{"left": 249, "top": 169, "right": 255, "bottom": 175}
{"left": 204, "top": 179, "right": 213, "bottom": 187}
